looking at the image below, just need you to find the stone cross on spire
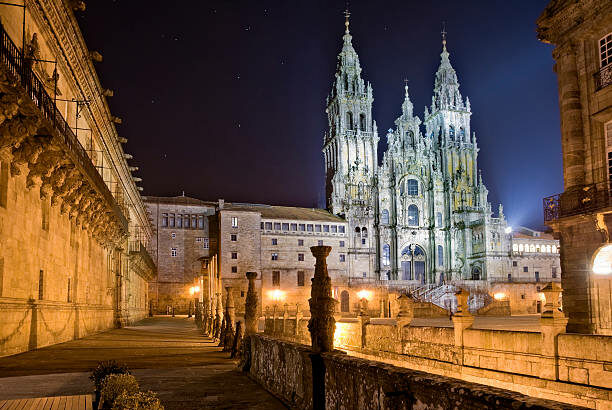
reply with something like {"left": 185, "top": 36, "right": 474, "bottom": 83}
{"left": 441, "top": 21, "right": 447, "bottom": 50}
{"left": 344, "top": 2, "right": 350, "bottom": 34}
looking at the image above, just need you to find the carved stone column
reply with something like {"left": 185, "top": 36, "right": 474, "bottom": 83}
{"left": 213, "top": 292, "right": 222, "bottom": 340}
{"left": 295, "top": 303, "right": 302, "bottom": 337}
{"left": 308, "top": 246, "right": 337, "bottom": 353}
{"left": 244, "top": 272, "right": 258, "bottom": 335}
{"left": 222, "top": 286, "right": 235, "bottom": 351}
{"left": 452, "top": 288, "right": 474, "bottom": 366}
{"left": 540, "top": 282, "right": 568, "bottom": 380}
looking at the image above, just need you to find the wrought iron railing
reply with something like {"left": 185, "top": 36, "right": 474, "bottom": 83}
{"left": 0, "top": 23, "right": 127, "bottom": 231}
{"left": 543, "top": 180, "right": 612, "bottom": 222}
{"left": 594, "top": 64, "right": 612, "bottom": 91}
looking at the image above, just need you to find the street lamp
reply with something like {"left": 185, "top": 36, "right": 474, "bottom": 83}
{"left": 189, "top": 286, "right": 201, "bottom": 318}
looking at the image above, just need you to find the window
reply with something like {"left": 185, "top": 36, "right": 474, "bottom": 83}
{"left": 272, "top": 238, "right": 278, "bottom": 245}
{"left": 518, "top": 244, "right": 524, "bottom": 252}
{"left": 512, "top": 244, "right": 518, "bottom": 252}
{"left": 298, "top": 253, "right": 304, "bottom": 261}
{"left": 459, "top": 127, "right": 465, "bottom": 141}
{"left": 340, "top": 240, "right": 345, "bottom": 247}
{"left": 512, "top": 261, "right": 517, "bottom": 267}
{"left": 436, "top": 212, "right": 442, "bottom": 227}
{"left": 406, "top": 179, "right": 418, "bottom": 196}
{"left": 407, "top": 204, "right": 419, "bottom": 226}
{"left": 552, "top": 267, "right": 557, "bottom": 278}
{"left": 282, "top": 223, "right": 289, "bottom": 231}
{"left": 508, "top": 273, "right": 512, "bottom": 282}
{"left": 381, "top": 209, "right": 389, "bottom": 225}
{"left": 196, "top": 237, "right": 202, "bottom": 242}
{"left": 449, "top": 125, "right": 455, "bottom": 140}
{"left": 203, "top": 238, "right": 209, "bottom": 249}
{"left": 535, "top": 271, "right": 540, "bottom": 282}
{"left": 231, "top": 217, "right": 238, "bottom": 228}
{"left": 331, "top": 225, "right": 338, "bottom": 233}
{"left": 323, "top": 225, "right": 330, "bottom": 232}
{"left": 361, "top": 238, "right": 366, "bottom": 245}
{"left": 169, "top": 214, "right": 175, "bottom": 227}
{"left": 171, "top": 232, "right": 176, "bottom": 239}
{"left": 552, "top": 245, "right": 557, "bottom": 253}
{"left": 38, "top": 270, "right": 44, "bottom": 299}
{"left": 298, "top": 239, "right": 304, "bottom": 246}
{"left": 231, "top": 266, "right": 238, "bottom": 273}
{"left": 265, "top": 222, "right": 272, "bottom": 230}
{"left": 297, "top": 271, "right": 305, "bottom": 286}
{"left": 192, "top": 215, "right": 197, "bottom": 228}
{"left": 231, "top": 234, "right": 237, "bottom": 241}
{"left": 437, "top": 245, "right": 443, "bottom": 266}
{"left": 339, "top": 254, "right": 346, "bottom": 262}
{"left": 261, "top": 222, "right": 264, "bottom": 229}
{"left": 359, "top": 113, "right": 366, "bottom": 130}
{"left": 299, "top": 224, "right": 306, "bottom": 231}
{"left": 383, "top": 244, "right": 390, "bottom": 266}
{"left": 198, "top": 215, "right": 204, "bottom": 229}
{"left": 231, "top": 252, "right": 238, "bottom": 259}
{"left": 318, "top": 240, "right": 323, "bottom": 246}
{"left": 307, "top": 224, "right": 313, "bottom": 232}
{"left": 523, "top": 266, "right": 528, "bottom": 272}
{"left": 600, "top": 33, "right": 612, "bottom": 68}
{"left": 362, "top": 272, "right": 367, "bottom": 278}
{"left": 361, "top": 227, "right": 368, "bottom": 238}
{"left": 183, "top": 215, "right": 190, "bottom": 228}
{"left": 346, "top": 111, "right": 354, "bottom": 129}
{"left": 291, "top": 223, "right": 297, "bottom": 231}
{"left": 176, "top": 215, "right": 182, "bottom": 228}
{"left": 272, "top": 271, "right": 280, "bottom": 286}
{"left": 162, "top": 213, "right": 168, "bottom": 227}
{"left": 339, "top": 226, "right": 345, "bottom": 233}
{"left": 171, "top": 248, "right": 177, "bottom": 257}
{"left": 271, "top": 253, "right": 278, "bottom": 261}
{"left": 274, "top": 222, "right": 281, "bottom": 230}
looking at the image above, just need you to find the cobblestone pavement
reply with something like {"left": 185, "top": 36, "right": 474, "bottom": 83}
{"left": 0, "top": 317, "right": 286, "bottom": 409}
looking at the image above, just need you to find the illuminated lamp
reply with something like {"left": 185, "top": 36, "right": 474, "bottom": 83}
{"left": 504, "top": 226, "right": 512, "bottom": 234}
{"left": 356, "top": 289, "right": 372, "bottom": 300}
{"left": 493, "top": 292, "right": 506, "bottom": 300}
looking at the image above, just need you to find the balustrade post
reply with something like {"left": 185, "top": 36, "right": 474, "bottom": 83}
{"left": 282, "top": 303, "right": 289, "bottom": 336}
{"left": 452, "top": 288, "right": 474, "bottom": 366}
{"left": 358, "top": 298, "right": 370, "bottom": 348}
{"left": 272, "top": 304, "right": 278, "bottom": 334}
{"left": 295, "top": 303, "right": 302, "bottom": 337}
{"left": 540, "top": 282, "right": 568, "bottom": 380}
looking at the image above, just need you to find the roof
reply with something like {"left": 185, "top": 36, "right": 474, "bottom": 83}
{"left": 142, "top": 195, "right": 217, "bottom": 207}
{"left": 222, "top": 203, "right": 346, "bottom": 223}
{"left": 512, "top": 232, "right": 555, "bottom": 240}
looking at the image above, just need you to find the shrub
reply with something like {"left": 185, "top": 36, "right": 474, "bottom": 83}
{"left": 100, "top": 374, "right": 139, "bottom": 409}
{"left": 90, "top": 360, "right": 131, "bottom": 392}
{"left": 112, "top": 391, "right": 164, "bottom": 410}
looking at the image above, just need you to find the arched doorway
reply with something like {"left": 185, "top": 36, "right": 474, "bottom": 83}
{"left": 340, "top": 290, "right": 350, "bottom": 313}
{"left": 400, "top": 244, "right": 426, "bottom": 283}
{"left": 471, "top": 266, "right": 481, "bottom": 280}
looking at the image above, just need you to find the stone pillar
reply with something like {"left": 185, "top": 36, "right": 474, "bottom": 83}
{"left": 308, "top": 245, "right": 337, "bottom": 353}
{"left": 295, "top": 303, "right": 302, "bottom": 337}
{"left": 223, "top": 286, "right": 235, "bottom": 351}
{"left": 540, "top": 282, "right": 568, "bottom": 380}
{"left": 272, "top": 305, "right": 278, "bottom": 334}
{"left": 452, "top": 288, "right": 474, "bottom": 365}
{"left": 379, "top": 298, "right": 385, "bottom": 318}
{"left": 213, "top": 292, "right": 222, "bottom": 340}
{"left": 244, "top": 272, "right": 258, "bottom": 335}
{"left": 358, "top": 298, "right": 370, "bottom": 349}
{"left": 282, "top": 303, "right": 289, "bottom": 336}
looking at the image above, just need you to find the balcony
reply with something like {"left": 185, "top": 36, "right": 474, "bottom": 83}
{"left": 594, "top": 64, "right": 612, "bottom": 91}
{"left": 129, "top": 240, "right": 156, "bottom": 279}
{"left": 543, "top": 181, "right": 612, "bottom": 222}
{"left": 0, "top": 22, "right": 127, "bottom": 231}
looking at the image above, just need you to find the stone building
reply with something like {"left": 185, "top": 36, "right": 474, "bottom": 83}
{"left": 0, "top": 1, "right": 155, "bottom": 357}
{"left": 538, "top": 0, "right": 612, "bottom": 334}
{"left": 324, "top": 13, "right": 516, "bottom": 285}
{"left": 144, "top": 195, "right": 217, "bottom": 314}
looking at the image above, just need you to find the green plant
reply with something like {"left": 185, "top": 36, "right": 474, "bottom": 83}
{"left": 112, "top": 391, "right": 164, "bottom": 410}
{"left": 100, "top": 374, "right": 139, "bottom": 409}
{"left": 90, "top": 360, "right": 131, "bottom": 392}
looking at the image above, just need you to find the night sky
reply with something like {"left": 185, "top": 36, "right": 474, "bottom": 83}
{"left": 78, "top": 0, "right": 561, "bottom": 230}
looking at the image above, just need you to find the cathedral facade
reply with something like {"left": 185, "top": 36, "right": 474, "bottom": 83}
{"left": 324, "top": 16, "right": 511, "bottom": 284}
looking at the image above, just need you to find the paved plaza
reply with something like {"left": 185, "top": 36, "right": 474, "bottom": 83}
{"left": 0, "top": 317, "right": 285, "bottom": 409}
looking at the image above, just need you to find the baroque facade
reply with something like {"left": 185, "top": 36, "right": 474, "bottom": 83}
{"left": 538, "top": 0, "right": 612, "bottom": 334}
{"left": 0, "top": 1, "right": 155, "bottom": 357}
{"left": 324, "top": 15, "right": 515, "bottom": 284}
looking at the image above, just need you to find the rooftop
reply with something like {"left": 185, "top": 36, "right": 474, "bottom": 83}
{"left": 222, "top": 203, "right": 346, "bottom": 223}
{"left": 142, "top": 195, "right": 217, "bottom": 207}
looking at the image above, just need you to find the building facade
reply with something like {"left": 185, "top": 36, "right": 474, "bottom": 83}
{"left": 0, "top": 1, "right": 155, "bottom": 357}
{"left": 538, "top": 0, "right": 612, "bottom": 334}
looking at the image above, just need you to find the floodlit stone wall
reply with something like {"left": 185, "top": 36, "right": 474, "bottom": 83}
{"left": 247, "top": 334, "right": 586, "bottom": 410}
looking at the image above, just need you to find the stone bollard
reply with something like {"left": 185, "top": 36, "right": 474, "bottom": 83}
{"left": 223, "top": 286, "right": 236, "bottom": 352}
{"left": 308, "top": 246, "right": 336, "bottom": 410}
{"left": 282, "top": 303, "right": 289, "bottom": 336}
{"left": 214, "top": 293, "right": 223, "bottom": 341}
{"left": 244, "top": 272, "right": 258, "bottom": 335}
{"left": 295, "top": 303, "right": 302, "bottom": 337}
{"left": 231, "top": 320, "right": 244, "bottom": 359}
{"left": 358, "top": 298, "right": 370, "bottom": 348}
{"left": 452, "top": 288, "right": 474, "bottom": 365}
{"left": 396, "top": 293, "right": 414, "bottom": 344}
{"left": 539, "top": 282, "right": 568, "bottom": 380}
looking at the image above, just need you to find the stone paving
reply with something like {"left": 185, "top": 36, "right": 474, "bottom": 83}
{"left": 0, "top": 316, "right": 286, "bottom": 409}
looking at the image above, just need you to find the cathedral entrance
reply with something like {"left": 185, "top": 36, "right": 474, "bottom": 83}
{"left": 400, "top": 245, "right": 426, "bottom": 282}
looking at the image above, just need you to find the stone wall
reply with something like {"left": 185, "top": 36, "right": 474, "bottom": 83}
{"left": 247, "top": 334, "right": 586, "bottom": 410}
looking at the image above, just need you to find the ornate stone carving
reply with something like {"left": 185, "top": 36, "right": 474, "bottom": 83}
{"left": 308, "top": 245, "right": 337, "bottom": 353}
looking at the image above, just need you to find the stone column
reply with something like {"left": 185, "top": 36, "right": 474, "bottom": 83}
{"left": 282, "top": 303, "right": 289, "bottom": 336}
{"left": 308, "top": 245, "right": 337, "bottom": 353}
{"left": 358, "top": 298, "right": 370, "bottom": 349}
{"left": 295, "top": 303, "right": 302, "bottom": 337}
{"left": 223, "top": 286, "right": 235, "bottom": 351}
{"left": 452, "top": 288, "right": 474, "bottom": 366}
{"left": 540, "top": 282, "right": 568, "bottom": 380}
{"left": 244, "top": 272, "right": 258, "bottom": 335}
{"left": 213, "top": 292, "right": 222, "bottom": 340}
{"left": 272, "top": 304, "right": 278, "bottom": 334}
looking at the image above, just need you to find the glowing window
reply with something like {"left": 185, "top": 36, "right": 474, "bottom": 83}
{"left": 518, "top": 244, "right": 524, "bottom": 252}
{"left": 599, "top": 33, "right": 612, "bottom": 68}
{"left": 593, "top": 244, "right": 612, "bottom": 274}
{"left": 552, "top": 245, "right": 557, "bottom": 253}
{"left": 406, "top": 179, "right": 418, "bottom": 196}
{"left": 512, "top": 244, "right": 518, "bottom": 252}
{"left": 382, "top": 244, "right": 390, "bottom": 266}
{"left": 529, "top": 244, "right": 536, "bottom": 252}
{"left": 546, "top": 245, "right": 552, "bottom": 253}
{"left": 381, "top": 209, "right": 390, "bottom": 225}
{"left": 407, "top": 205, "right": 419, "bottom": 226}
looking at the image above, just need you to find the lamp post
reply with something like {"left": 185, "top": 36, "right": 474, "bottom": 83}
{"left": 189, "top": 285, "right": 201, "bottom": 319}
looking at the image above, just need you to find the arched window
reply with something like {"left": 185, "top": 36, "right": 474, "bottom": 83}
{"left": 355, "top": 227, "right": 361, "bottom": 234}
{"left": 381, "top": 209, "right": 390, "bottom": 225}
{"left": 340, "top": 290, "right": 350, "bottom": 312}
{"left": 407, "top": 205, "right": 419, "bottom": 226}
{"left": 449, "top": 126, "right": 455, "bottom": 140}
{"left": 344, "top": 74, "right": 349, "bottom": 91}
{"left": 383, "top": 244, "right": 390, "bottom": 266}
{"left": 471, "top": 266, "right": 481, "bottom": 280}
{"left": 406, "top": 130, "right": 414, "bottom": 143}
{"left": 437, "top": 245, "right": 443, "bottom": 266}
{"left": 519, "top": 244, "right": 524, "bottom": 252}
{"left": 459, "top": 127, "right": 465, "bottom": 141}
{"left": 359, "top": 113, "right": 366, "bottom": 131}
{"left": 406, "top": 179, "right": 418, "bottom": 196}
{"left": 361, "top": 227, "right": 368, "bottom": 238}
{"left": 552, "top": 245, "right": 557, "bottom": 253}
{"left": 346, "top": 111, "right": 353, "bottom": 130}
{"left": 530, "top": 244, "right": 536, "bottom": 253}
{"left": 436, "top": 212, "right": 442, "bottom": 227}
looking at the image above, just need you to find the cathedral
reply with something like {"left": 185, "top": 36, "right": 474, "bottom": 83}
{"left": 323, "top": 14, "right": 511, "bottom": 284}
